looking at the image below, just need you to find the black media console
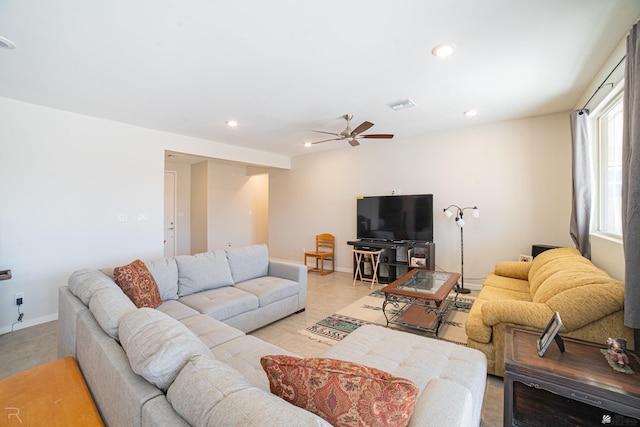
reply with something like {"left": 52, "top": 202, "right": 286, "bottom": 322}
{"left": 347, "top": 240, "right": 435, "bottom": 284}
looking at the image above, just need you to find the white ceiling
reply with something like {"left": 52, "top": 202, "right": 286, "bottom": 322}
{"left": 1, "top": 1, "right": 639, "bottom": 157}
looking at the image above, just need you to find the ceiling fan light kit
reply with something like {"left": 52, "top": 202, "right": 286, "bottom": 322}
{"left": 310, "top": 114, "right": 394, "bottom": 147}
{"left": 0, "top": 36, "right": 16, "bottom": 49}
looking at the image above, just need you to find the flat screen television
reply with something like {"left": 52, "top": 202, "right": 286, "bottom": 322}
{"left": 356, "top": 194, "right": 433, "bottom": 243}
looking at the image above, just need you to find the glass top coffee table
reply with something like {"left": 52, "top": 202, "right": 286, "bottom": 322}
{"left": 381, "top": 269, "right": 461, "bottom": 337}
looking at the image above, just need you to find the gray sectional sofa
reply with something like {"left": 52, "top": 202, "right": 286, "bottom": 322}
{"left": 58, "top": 244, "right": 488, "bottom": 426}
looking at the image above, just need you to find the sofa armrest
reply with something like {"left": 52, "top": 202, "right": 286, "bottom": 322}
{"left": 58, "top": 286, "right": 89, "bottom": 359}
{"left": 268, "top": 260, "right": 305, "bottom": 283}
{"left": 481, "top": 300, "right": 555, "bottom": 330}
{"left": 409, "top": 379, "right": 472, "bottom": 427}
{"left": 268, "top": 260, "right": 307, "bottom": 311}
{"left": 494, "top": 261, "right": 531, "bottom": 280}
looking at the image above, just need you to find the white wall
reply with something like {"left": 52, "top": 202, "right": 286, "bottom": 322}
{"left": 206, "top": 160, "right": 269, "bottom": 250}
{"left": 0, "top": 96, "right": 289, "bottom": 332}
{"left": 268, "top": 112, "right": 575, "bottom": 285}
{"left": 190, "top": 161, "right": 209, "bottom": 254}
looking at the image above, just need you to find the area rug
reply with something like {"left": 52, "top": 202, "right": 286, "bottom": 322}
{"left": 300, "top": 290, "right": 474, "bottom": 346}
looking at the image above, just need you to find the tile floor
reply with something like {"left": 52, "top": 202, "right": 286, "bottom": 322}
{"left": 0, "top": 270, "right": 503, "bottom": 426}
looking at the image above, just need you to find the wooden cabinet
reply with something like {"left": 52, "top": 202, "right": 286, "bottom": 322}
{"left": 504, "top": 327, "right": 640, "bottom": 426}
{"left": 0, "top": 357, "right": 103, "bottom": 426}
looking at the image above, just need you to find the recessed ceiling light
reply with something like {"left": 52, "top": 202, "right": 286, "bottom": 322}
{"left": 432, "top": 43, "right": 456, "bottom": 57}
{"left": 0, "top": 36, "right": 16, "bottom": 49}
{"left": 464, "top": 109, "right": 478, "bottom": 117}
{"left": 226, "top": 120, "right": 238, "bottom": 127}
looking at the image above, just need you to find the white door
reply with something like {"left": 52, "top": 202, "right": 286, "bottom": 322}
{"left": 164, "top": 171, "right": 177, "bottom": 258}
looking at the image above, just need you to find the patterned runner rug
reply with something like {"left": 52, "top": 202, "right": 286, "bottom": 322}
{"left": 299, "top": 290, "right": 474, "bottom": 346}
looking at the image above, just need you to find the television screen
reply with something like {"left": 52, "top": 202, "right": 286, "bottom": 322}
{"left": 356, "top": 194, "right": 433, "bottom": 242}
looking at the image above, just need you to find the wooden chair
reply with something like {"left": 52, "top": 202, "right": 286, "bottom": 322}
{"left": 304, "top": 233, "right": 335, "bottom": 275}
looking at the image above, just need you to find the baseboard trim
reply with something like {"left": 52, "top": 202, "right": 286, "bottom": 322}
{"left": 0, "top": 313, "right": 58, "bottom": 335}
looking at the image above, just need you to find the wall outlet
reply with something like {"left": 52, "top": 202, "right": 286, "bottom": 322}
{"left": 15, "top": 292, "right": 24, "bottom": 306}
{"left": 519, "top": 254, "right": 533, "bottom": 262}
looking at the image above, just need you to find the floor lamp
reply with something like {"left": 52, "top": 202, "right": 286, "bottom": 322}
{"left": 443, "top": 205, "right": 479, "bottom": 294}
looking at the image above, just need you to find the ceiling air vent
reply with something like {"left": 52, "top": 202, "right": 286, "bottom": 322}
{"left": 387, "top": 98, "right": 416, "bottom": 111}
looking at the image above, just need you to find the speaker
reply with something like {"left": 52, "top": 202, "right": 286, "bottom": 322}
{"left": 532, "top": 244, "right": 559, "bottom": 258}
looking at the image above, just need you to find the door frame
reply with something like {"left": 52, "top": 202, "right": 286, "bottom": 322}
{"left": 164, "top": 170, "right": 177, "bottom": 258}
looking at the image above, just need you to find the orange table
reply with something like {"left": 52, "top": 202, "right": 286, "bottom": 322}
{"left": 0, "top": 357, "right": 103, "bottom": 426}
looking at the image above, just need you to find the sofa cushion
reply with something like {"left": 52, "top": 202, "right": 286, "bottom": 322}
{"left": 167, "top": 355, "right": 331, "bottom": 427}
{"left": 494, "top": 261, "right": 531, "bottom": 281}
{"left": 88, "top": 287, "right": 137, "bottom": 340}
{"left": 175, "top": 250, "right": 234, "bottom": 296}
{"left": 226, "top": 244, "right": 269, "bottom": 283}
{"left": 68, "top": 269, "right": 120, "bottom": 305}
{"left": 321, "top": 324, "right": 487, "bottom": 426}
{"left": 532, "top": 265, "right": 612, "bottom": 304}
{"left": 260, "top": 355, "right": 419, "bottom": 427}
{"left": 119, "top": 308, "right": 210, "bottom": 391}
{"left": 528, "top": 248, "right": 588, "bottom": 297}
{"left": 179, "top": 314, "right": 245, "bottom": 349}
{"left": 482, "top": 272, "right": 531, "bottom": 295}
{"left": 113, "top": 260, "right": 163, "bottom": 308}
{"left": 234, "top": 276, "right": 299, "bottom": 307}
{"left": 178, "top": 287, "right": 259, "bottom": 321}
{"left": 156, "top": 300, "right": 200, "bottom": 320}
{"left": 210, "top": 335, "right": 298, "bottom": 391}
{"left": 146, "top": 257, "right": 179, "bottom": 301}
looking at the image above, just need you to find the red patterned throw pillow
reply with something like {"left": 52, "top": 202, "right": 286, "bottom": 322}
{"left": 114, "top": 259, "right": 162, "bottom": 308}
{"left": 260, "top": 355, "right": 419, "bottom": 427}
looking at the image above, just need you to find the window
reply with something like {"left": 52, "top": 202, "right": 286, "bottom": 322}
{"left": 593, "top": 91, "right": 623, "bottom": 237}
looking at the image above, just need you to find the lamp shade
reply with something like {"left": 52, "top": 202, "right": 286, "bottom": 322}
{"left": 456, "top": 217, "right": 465, "bottom": 228}
{"left": 444, "top": 209, "right": 453, "bottom": 219}
{"left": 472, "top": 208, "right": 480, "bottom": 218}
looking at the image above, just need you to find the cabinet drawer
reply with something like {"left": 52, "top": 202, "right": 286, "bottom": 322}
{"left": 507, "top": 372, "right": 640, "bottom": 426}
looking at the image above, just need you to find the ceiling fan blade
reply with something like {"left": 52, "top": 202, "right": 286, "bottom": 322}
{"left": 361, "top": 134, "right": 394, "bottom": 139}
{"left": 311, "top": 137, "right": 340, "bottom": 145}
{"left": 351, "top": 121, "right": 374, "bottom": 136}
{"left": 348, "top": 139, "right": 360, "bottom": 147}
{"left": 311, "top": 129, "right": 342, "bottom": 136}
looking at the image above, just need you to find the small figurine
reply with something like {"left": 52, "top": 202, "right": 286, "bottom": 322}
{"left": 603, "top": 338, "right": 633, "bottom": 374}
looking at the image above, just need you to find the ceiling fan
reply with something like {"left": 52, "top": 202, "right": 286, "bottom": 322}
{"left": 310, "top": 114, "right": 394, "bottom": 147}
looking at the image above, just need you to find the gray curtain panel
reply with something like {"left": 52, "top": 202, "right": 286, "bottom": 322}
{"left": 623, "top": 21, "right": 640, "bottom": 328}
{"left": 570, "top": 110, "right": 592, "bottom": 259}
